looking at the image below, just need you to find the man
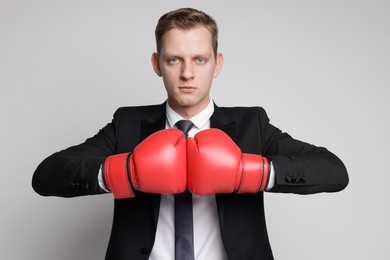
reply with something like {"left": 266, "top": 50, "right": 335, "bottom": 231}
{"left": 32, "top": 8, "right": 348, "bottom": 260}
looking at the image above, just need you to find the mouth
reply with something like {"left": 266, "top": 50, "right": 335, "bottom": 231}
{"left": 178, "top": 86, "right": 196, "bottom": 93}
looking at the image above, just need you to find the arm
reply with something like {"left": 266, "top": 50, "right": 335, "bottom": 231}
{"left": 186, "top": 107, "right": 348, "bottom": 196}
{"left": 259, "top": 108, "right": 349, "bottom": 194}
{"left": 32, "top": 108, "right": 187, "bottom": 198}
{"left": 32, "top": 110, "right": 118, "bottom": 197}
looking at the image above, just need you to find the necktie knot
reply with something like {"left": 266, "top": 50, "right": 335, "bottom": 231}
{"left": 175, "top": 120, "right": 194, "bottom": 139}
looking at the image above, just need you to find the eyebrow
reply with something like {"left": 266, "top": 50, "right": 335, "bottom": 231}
{"left": 161, "top": 52, "right": 213, "bottom": 58}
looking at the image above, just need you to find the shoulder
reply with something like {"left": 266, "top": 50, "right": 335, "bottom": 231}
{"left": 218, "top": 105, "right": 266, "bottom": 113}
{"left": 115, "top": 103, "right": 164, "bottom": 115}
{"left": 112, "top": 103, "right": 165, "bottom": 120}
{"left": 216, "top": 105, "right": 269, "bottom": 121}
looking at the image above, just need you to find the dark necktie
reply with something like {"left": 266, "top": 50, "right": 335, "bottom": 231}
{"left": 174, "top": 120, "right": 195, "bottom": 260}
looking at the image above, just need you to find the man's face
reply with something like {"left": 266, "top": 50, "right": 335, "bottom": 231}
{"left": 152, "top": 26, "right": 223, "bottom": 118}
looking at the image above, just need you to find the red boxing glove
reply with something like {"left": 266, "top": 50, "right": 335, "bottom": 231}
{"left": 103, "top": 129, "right": 187, "bottom": 199}
{"left": 187, "top": 129, "right": 270, "bottom": 196}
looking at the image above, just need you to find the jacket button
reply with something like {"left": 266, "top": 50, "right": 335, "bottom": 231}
{"left": 68, "top": 183, "right": 76, "bottom": 190}
{"left": 285, "top": 176, "right": 292, "bottom": 183}
{"left": 81, "top": 182, "right": 89, "bottom": 190}
{"left": 140, "top": 246, "right": 151, "bottom": 254}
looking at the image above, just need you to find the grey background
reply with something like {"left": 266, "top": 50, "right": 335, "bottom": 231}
{"left": 1, "top": 0, "right": 389, "bottom": 259}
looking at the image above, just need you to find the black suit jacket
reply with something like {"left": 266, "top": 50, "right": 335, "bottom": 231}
{"left": 32, "top": 102, "right": 348, "bottom": 260}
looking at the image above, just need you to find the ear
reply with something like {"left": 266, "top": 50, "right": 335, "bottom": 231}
{"left": 213, "top": 52, "right": 224, "bottom": 78}
{"left": 151, "top": 52, "right": 162, "bottom": 77}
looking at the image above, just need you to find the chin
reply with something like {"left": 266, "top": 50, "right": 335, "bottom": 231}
{"left": 175, "top": 96, "right": 197, "bottom": 106}
{"left": 170, "top": 94, "right": 208, "bottom": 111}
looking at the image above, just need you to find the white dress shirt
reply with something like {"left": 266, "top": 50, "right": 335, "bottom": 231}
{"left": 149, "top": 100, "right": 228, "bottom": 260}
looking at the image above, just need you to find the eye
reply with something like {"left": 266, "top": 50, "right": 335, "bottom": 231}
{"left": 167, "top": 58, "right": 179, "bottom": 64}
{"left": 196, "top": 57, "right": 207, "bottom": 64}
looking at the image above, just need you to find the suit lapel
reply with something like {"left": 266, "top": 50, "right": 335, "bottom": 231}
{"left": 210, "top": 103, "right": 236, "bottom": 140}
{"left": 140, "top": 102, "right": 167, "bottom": 142}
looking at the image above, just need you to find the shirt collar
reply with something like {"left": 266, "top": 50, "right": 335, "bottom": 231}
{"left": 166, "top": 99, "right": 214, "bottom": 129}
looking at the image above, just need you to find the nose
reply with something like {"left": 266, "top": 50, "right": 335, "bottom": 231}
{"left": 180, "top": 61, "right": 194, "bottom": 81}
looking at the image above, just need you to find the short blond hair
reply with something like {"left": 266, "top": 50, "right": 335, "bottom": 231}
{"left": 155, "top": 8, "right": 218, "bottom": 55}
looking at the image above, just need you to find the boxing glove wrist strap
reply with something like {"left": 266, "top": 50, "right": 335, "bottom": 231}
{"left": 238, "top": 154, "right": 270, "bottom": 193}
{"left": 103, "top": 153, "right": 135, "bottom": 199}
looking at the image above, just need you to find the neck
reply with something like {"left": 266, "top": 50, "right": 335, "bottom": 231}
{"left": 169, "top": 99, "right": 211, "bottom": 120}
{"left": 174, "top": 107, "right": 203, "bottom": 120}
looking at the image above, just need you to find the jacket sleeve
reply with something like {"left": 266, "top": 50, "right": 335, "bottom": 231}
{"left": 32, "top": 109, "right": 122, "bottom": 197}
{"left": 258, "top": 108, "right": 349, "bottom": 194}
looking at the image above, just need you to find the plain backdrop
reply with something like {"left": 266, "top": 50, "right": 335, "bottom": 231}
{"left": 1, "top": 0, "right": 389, "bottom": 259}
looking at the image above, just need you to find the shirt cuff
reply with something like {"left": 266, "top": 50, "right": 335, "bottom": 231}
{"left": 98, "top": 164, "right": 110, "bottom": 193}
{"left": 265, "top": 162, "right": 275, "bottom": 191}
